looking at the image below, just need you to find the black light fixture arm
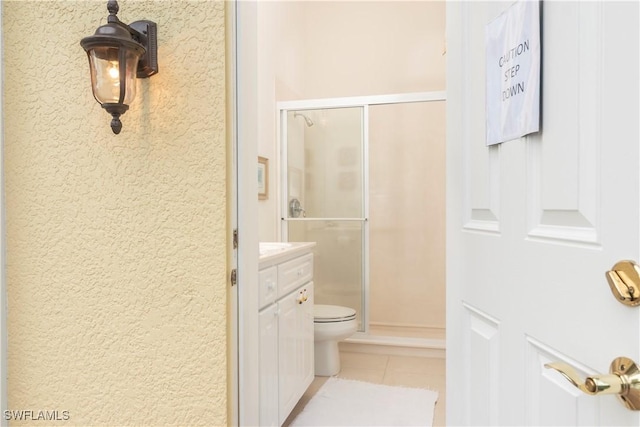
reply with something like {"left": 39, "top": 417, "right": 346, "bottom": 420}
{"left": 105, "top": 0, "right": 158, "bottom": 78}
{"left": 129, "top": 20, "right": 158, "bottom": 78}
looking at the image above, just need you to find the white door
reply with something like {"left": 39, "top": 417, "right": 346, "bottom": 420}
{"left": 447, "top": 1, "right": 639, "bottom": 425}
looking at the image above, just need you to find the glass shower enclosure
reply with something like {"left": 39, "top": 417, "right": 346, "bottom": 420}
{"left": 281, "top": 106, "right": 367, "bottom": 330}
{"left": 279, "top": 92, "right": 446, "bottom": 339}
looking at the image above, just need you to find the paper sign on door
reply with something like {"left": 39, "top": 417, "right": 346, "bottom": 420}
{"left": 485, "top": 0, "right": 541, "bottom": 146}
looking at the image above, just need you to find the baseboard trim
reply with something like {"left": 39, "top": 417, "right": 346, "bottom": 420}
{"left": 340, "top": 334, "right": 446, "bottom": 358}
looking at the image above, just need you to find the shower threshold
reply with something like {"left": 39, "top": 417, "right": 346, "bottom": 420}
{"left": 368, "top": 324, "right": 445, "bottom": 340}
{"left": 341, "top": 327, "right": 445, "bottom": 358}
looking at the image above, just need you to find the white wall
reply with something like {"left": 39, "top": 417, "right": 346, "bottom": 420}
{"left": 302, "top": 1, "right": 446, "bottom": 97}
{"left": 257, "top": 2, "right": 307, "bottom": 242}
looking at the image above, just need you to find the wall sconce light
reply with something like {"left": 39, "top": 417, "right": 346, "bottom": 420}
{"left": 80, "top": 0, "right": 158, "bottom": 134}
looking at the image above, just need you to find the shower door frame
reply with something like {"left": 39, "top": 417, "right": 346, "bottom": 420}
{"left": 278, "top": 91, "right": 446, "bottom": 337}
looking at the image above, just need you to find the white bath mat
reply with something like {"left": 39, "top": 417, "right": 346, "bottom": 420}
{"left": 289, "top": 377, "right": 439, "bottom": 426}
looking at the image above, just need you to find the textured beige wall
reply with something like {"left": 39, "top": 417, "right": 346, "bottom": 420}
{"left": 3, "top": 1, "right": 227, "bottom": 425}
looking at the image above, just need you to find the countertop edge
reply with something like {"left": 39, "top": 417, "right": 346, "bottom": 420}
{"left": 258, "top": 242, "right": 316, "bottom": 269}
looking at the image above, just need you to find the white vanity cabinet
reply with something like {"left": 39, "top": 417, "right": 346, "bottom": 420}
{"left": 258, "top": 243, "right": 315, "bottom": 427}
{"left": 277, "top": 283, "right": 314, "bottom": 424}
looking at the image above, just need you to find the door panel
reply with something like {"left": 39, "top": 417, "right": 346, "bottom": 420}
{"left": 447, "top": 1, "right": 639, "bottom": 424}
{"left": 527, "top": 2, "right": 601, "bottom": 245}
{"left": 460, "top": 2, "right": 502, "bottom": 233}
{"left": 463, "top": 304, "right": 500, "bottom": 426}
{"left": 525, "top": 338, "right": 599, "bottom": 426}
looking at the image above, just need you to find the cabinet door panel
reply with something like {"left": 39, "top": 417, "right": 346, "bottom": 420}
{"left": 278, "top": 290, "right": 300, "bottom": 425}
{"left": 278, "top": 283, "right": 315, "bottom": 425}
{"left": 300, "top": 283, "right": 314, "bottom": 395}
{"left": 259, "top": 305, "right": 279, "bottom": 427}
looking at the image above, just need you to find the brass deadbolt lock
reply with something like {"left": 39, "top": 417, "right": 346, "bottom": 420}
{"left": 606, "top": 260, "right": 640, "bottom": 306}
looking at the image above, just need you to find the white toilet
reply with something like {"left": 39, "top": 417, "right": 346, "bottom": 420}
{"left": 313, "top": 304, "right": 357, "bottom": 376}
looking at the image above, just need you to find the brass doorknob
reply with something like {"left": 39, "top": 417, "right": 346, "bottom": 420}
{"left": 545, "top": 357, "right": 640, "bottom": 410}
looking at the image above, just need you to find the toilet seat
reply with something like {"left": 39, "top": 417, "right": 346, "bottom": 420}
{"left": 314, "top": 304, "right": 356, "bottom": 323}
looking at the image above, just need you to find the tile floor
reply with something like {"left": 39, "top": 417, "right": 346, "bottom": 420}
{"left": 284, "top": 351, "right": 446, "bottom": 426}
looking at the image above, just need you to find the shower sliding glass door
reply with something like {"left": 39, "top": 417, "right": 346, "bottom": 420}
{"left": 279, "top": 92, "right": 446, "bottom": 339}
{"left": 280, "top": 106, "right": 367, "bottom": 331}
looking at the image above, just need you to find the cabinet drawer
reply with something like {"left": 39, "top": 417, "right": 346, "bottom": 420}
{"left": 259, "top": 267, "right": 278, "bottom": 310}
{"left": 278, "top": 253, "right": 313, "bottom": 297}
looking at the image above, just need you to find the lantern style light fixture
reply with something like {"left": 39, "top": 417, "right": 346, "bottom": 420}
{"left": 80, "top": 0, "right": 158, "bottom": 134}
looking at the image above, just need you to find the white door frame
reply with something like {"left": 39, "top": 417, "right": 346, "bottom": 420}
{"left": 233, "top": 1, "right": 260, "bottom": 425}
{"left": 225, "top": 1, "right": 239, "bottom": 424}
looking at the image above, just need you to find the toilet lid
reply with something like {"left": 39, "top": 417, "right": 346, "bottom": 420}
{"left": 314, "top": 304, "right": 356, "bottom": 322}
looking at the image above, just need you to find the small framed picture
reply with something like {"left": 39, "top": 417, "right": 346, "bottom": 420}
{"left": 258, "top": 156, "right": 269, "bottom": 200}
